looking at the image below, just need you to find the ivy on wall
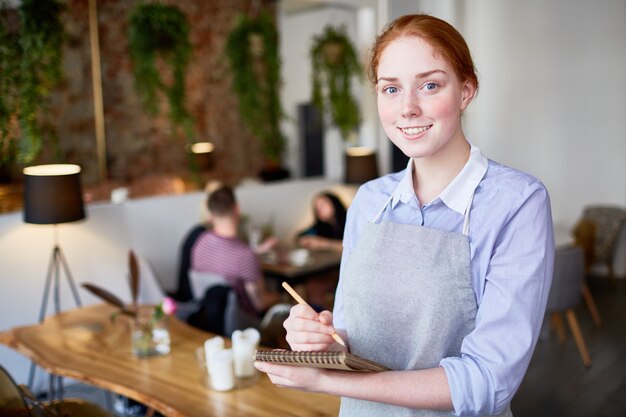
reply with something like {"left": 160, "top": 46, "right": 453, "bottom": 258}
{"left": 310, "top": 25, "right": 361, "bottom": 143}
{"left": 128, "top": 3, "right": 192, "bottom": 134}
{"left": 225, "top": 12, "right": 286, "bottom": 164}
{"left": 0, "top": 0, "right": 65, "bottom": 168}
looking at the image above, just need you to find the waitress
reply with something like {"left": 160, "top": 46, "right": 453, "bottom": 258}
{"left": 256, "top": 14, "right": 554, "bottom": 417}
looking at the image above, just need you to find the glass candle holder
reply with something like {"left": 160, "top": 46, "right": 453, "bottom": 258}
{"left": 131, "top": 308, "right": 171, "bottom": 358}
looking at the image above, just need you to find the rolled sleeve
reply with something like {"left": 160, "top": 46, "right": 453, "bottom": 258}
{"left": 441, "top": 183, "right": 555, "bottom": 416}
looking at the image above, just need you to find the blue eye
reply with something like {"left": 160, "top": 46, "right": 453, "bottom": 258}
{"left": 384, "top": 86, "right": 398, "bottom": 94}
{"left": 424, "top": 82, "right": 438, "bottom": 91}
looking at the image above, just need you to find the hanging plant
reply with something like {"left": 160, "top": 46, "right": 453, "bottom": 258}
{"left": 310, "top": 25, "right": 362, "bottom": 142}
{"left": 0, "top": 20, "right": 20, "bottom": 168}
{"left": 128, "top": 3, "right": 192, "bottom": 133}
{"left": 0, "top": 0, "right": 65, "bottom": 165}
{"left": 225, "top": 12, "right": 286, "bottom": 164}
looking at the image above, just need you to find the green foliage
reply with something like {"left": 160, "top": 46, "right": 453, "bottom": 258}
{"left": 128, "top": 3, "right": 192, "bottom": 133}
{"left": 225, "top": 12, "right": 286, "bottom": 164}
{"left": 0, "top": 23, "right": 20, "bottom": 165}
{"left": 0, "top": 0, "right": 65, "bottom": 165}
{"left": 310, "top": 25, "right": 362, "bottom": 142}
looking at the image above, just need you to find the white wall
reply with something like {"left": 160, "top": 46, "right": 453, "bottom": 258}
{"left": 463, "top": 0, "right": 626, "bottom": 229}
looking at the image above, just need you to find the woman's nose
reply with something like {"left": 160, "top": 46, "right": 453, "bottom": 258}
{"left": 401, "top": 90, "right": 421, "bottom": 118}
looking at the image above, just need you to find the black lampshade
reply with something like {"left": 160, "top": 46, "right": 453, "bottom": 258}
{"left": 23, "top": 164, "right": 86, "bottom": 225}
{"left": 344, "top": 147, "right": 379, "bottom": 184}
{"left": 188, "top": 141, "right": 215, "bottom": 171}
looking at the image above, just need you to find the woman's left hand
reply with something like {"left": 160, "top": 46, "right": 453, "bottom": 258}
{"left": 254, "top": 361, "right": 328, "bottom": 392}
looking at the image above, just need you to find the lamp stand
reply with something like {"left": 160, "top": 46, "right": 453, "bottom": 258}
{"left": 28, "top": 227, "right": 82, "bottom": 395}
{"left": 37, "top": 244, "right": 82, "bottom": 322}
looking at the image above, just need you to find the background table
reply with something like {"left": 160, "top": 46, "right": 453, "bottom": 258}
{"left": 261, "top": 249, "right": 341, "bottom": 283}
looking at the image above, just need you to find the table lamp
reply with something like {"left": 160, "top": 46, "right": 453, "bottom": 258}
{"left": 344, "top": 147, "right": 379, "bottom": 184}
{"left": 189, "top": 141, "right": 215, "bottom": 171}
{"left": 23, "top": 164, "right": 86, "bottom": 320}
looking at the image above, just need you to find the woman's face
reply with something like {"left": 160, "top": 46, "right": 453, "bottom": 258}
{"left": 376, "top": 36, "right": 475, "bottom": 161}
{"left": 314, "top": 196, "right": 335, "bottom": 223}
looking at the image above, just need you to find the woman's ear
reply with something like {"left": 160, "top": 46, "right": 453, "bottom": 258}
{"left": 460, "top": 80, "right": 476, "bottom": 111}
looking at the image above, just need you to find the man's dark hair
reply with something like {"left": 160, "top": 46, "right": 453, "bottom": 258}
{"left": 207, "top": 186, "right": 236, "bottom": 217}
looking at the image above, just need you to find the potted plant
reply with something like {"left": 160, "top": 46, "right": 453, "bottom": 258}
{"left": 0, "top": 0, "right": 65, "bottom": 177}
{"left": 310, "top": 25, "right": 362, "bottom": 143}
{"left": 225, "top": 12, "right": 287, "bottom": 172}
{"left": 128, "top": 3, "right": 192, "bottom": 134}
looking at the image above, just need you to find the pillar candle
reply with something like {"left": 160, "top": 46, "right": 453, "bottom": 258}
{"left": 204, "top": 336, "right": 224, "bottom": 375}
{"left": 232, "top": 328, "right": 261, "bottom": 378}
{"left": 209, "top": 348, "right": 235, "bottom": 391}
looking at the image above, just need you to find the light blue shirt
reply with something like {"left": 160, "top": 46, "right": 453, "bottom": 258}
{"left": 334, "top": 144, "right": 555, "bottom": 416}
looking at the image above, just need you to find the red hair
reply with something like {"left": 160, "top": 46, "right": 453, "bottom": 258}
{"left": 368, "top": 14, "right": 479, "bottom": 91}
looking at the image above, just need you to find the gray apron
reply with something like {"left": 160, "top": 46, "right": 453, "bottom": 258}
{"left": 341, "top": 193, "right": 512, "bottom": 417}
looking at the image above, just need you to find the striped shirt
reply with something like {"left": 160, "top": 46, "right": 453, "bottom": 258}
{"left": 190, "top": 231, "right": 260, "bottom": 287}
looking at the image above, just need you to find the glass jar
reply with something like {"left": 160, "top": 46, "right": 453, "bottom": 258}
{"left": 131, "top": 308, "right": 171, "bottom": 357}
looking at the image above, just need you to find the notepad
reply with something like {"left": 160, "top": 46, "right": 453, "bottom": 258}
{"left": 254, "top": 349, "right": 390, "bottom": 372}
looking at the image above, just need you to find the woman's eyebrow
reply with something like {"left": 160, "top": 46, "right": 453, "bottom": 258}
{"left": 415, "top": 69, "right": 446, "bottom": 79}
{"left": 377, "top": 69, "right": 446, "bottom": 84}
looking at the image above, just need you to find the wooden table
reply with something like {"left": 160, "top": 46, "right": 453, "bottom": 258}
{"left": 0, "top": 304, "right": 340, "bottom": 417}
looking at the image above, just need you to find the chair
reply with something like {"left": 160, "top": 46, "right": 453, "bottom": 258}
{"left": 186, "top": 270, "right": 290, "bottom": 345}
{"left": 173, "top": 224, "right": 207, "bottom": 302}
{"left": 546, "top": 246, "right": 591, "bottom": 367}
{"left": 0, "top": 365, "right": 114, "bottom": 417}
{"left": 186, "top": 270, "right": 261, "bottom": 337}
{"left": 575, "top": 205, "right": 626, "bottom": 279}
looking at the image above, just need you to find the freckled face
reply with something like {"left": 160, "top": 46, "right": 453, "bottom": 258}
{"left": 376, "top": 36, "right": 475, "bottom": 161}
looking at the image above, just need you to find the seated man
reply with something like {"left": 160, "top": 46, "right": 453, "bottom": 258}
{"left": 190, "top": 185, "right": 280, "bottom": 318}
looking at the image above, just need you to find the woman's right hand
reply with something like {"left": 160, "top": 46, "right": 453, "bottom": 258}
{"left": 283, "top": 304, "right": 345, "bottom": 352}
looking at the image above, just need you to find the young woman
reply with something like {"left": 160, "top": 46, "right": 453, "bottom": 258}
{"left": 297, "top": 192, "right": 348, "bottom": 253}
{"left": 256, "top": 14, "right": 554, "bottom": 417}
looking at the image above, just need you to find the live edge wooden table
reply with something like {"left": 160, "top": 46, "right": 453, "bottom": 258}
{"left": 0, "top": 304, "right": 340, "bottom": 417}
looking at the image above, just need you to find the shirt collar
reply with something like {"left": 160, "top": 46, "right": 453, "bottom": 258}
{"left": 390, "top": 143, "right": 488, "bottom": 214}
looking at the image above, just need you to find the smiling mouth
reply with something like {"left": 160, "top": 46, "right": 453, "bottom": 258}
{"left": 400, "top": 125, "right": 432, "bottom": 136}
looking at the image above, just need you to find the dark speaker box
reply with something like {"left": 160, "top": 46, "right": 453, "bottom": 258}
{"left": 298, "top": 103, "right": 324, "bottom": 177}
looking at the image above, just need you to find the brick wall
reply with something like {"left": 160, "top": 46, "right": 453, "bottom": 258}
{"left": 39, "top": 0, "right": 277, "bottom": 187}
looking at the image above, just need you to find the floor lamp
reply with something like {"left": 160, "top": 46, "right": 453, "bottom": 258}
{"left": 22, "top": 164, "right": 86, "bottom": 393}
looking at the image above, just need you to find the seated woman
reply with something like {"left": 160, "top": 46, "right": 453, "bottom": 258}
{"left": 295, "top": 192, "right": 347, "bottom": 310}
{"left": 297, "top": 192, "right": 347, "bottom": 253}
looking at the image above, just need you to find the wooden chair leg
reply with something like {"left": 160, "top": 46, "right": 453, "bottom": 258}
{"left": 565, "top": 309, "right": 591, "bottom": 367}
{"left": 550, "top": 312, "right": 567, "bottom": 343}
{"left": 581, "top": 282, "right": 602, "bottom": 326}
{"left": 607, "top": 262, "right": 616, "bottom": 282}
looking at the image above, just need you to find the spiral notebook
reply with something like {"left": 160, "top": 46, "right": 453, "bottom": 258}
{"left": 254, "top": 349, "right": 390, "bottom": 372}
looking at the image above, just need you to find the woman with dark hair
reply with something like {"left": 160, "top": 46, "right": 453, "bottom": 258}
{"left": 297, "top": 192, "right": 347, "bottom": 253}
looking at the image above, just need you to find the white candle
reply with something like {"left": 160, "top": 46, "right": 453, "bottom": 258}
{"left": 209, "top": 349, "right": 235, "bottom": 391}
{"left": 204, "top": 336, "right": 224, "bottom": 375}
{"left": 232, "top": 328, "right": 260, "bottom": 378}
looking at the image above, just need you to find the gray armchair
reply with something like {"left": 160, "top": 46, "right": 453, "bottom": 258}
{"left": 576, "top": 205, "right": 626, "bottom": 279}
